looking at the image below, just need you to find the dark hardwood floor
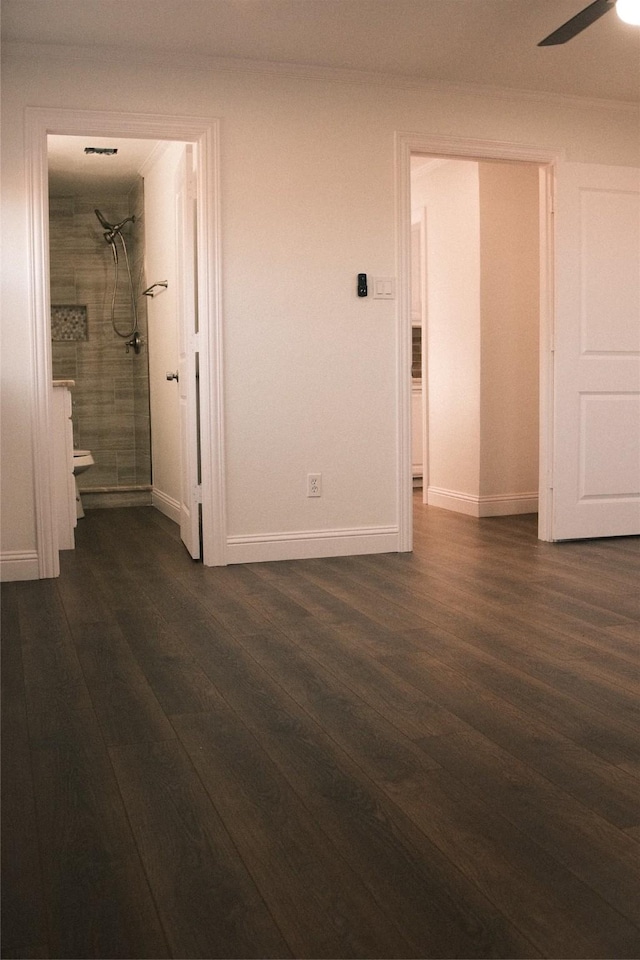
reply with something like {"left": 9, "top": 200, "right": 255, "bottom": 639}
{"left": 2, "top": 497, "right": 639, "bottom": 959}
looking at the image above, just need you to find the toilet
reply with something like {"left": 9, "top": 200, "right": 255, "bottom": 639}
{"left": 73, "top": 449, "right": 94, "bottom": 518}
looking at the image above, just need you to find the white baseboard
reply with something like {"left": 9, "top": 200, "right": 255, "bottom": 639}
{"left": 477, "top": 492, "right": 539, "bottom": 517}
{"left": 152, "top": 488, "right": 181, "bottom": 524}
{"left": 226, "top": 525, "right": 400, "bottom": 564}
{"left": 427, "top": 487, "right": 538, "bottom": 517}
{"left": 0, "top": 551, "right": 40, "bottom": 581}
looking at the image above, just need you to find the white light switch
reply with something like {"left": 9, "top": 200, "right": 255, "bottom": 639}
{"left": 373, "top": 277, "right": 396, "bottom": 299}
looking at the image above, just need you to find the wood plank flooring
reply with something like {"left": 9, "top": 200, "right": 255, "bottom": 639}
{"left": 2, "top": 497, "right": 639, "bottom": 958}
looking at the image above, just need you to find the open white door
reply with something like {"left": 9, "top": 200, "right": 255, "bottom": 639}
{"left": 176, "top": 144, "right": 201, "bottom": 558}
{"left": 552, "top": 162, "right": 640, "bottom": 540}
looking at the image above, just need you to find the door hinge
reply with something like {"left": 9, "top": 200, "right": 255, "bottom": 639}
{"left": 194, "top": 484, "right": 202, "bottom": 504}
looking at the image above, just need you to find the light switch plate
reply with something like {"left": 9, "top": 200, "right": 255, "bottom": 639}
{"left": 372, "top": 277, "right": 396, "bottom": 300}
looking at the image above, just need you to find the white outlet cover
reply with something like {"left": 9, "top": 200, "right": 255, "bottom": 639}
{"left": 307, "top": 473, "right": 322, "bottom": 497}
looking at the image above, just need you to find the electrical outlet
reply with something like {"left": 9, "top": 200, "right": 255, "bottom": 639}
{"left": 307, "top": 473, "right": 322, "bottom": 497}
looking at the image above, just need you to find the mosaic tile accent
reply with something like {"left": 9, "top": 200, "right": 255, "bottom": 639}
{"left": 51, "top": 305, "right": 88, "bottom": 341}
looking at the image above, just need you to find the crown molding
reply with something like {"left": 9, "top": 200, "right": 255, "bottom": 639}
{"left": 3, "top": 40, "right": 638, "bottom": 114}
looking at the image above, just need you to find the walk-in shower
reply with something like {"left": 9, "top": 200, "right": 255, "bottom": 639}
{"left": 95, "top": 207, "right": 141, "bottom": 352}
{"left": 49, "top": 175, "right": 151, "bottom": 510}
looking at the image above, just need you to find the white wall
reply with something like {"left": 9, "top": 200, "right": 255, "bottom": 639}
{"left": 478, "top": 161, "right": 540, "bottom": 501}
{"left": 413, "top": 160, "right": 482, "bottom": 499}
{"left": 142, "top": 141, "right": 186, "bottom": 521}
{"left": 1, "top": 41, "right": 638, "bottom": 575}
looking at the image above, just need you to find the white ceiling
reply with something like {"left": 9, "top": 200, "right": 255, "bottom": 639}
{"left": 48, "top": 136, "right": 162, "bottom": 196}
{"left": 3, "top": 0, "right": 640, "bottom": 104}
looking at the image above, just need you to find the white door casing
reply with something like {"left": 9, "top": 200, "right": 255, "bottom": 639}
{"left": 175, "top": 144, "right": 201, "bottom": 559}
{"left": 552, "top": 162, "right": 640, "bottom": 540}
{"left": 25, "top": 107, "right": 225, "bottom": 576}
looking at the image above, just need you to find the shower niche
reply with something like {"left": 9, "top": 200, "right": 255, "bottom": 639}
{"left": 49, "top": 178, "right": 152, "bottom": 508}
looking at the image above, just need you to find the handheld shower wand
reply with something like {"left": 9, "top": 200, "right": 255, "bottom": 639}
{"left": 94, "top": 209, "right": 139, "bottom": 342}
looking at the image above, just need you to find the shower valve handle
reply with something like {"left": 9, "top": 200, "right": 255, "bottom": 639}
{"left": 166, "top": 371, "right": 179, "bottom": 382}
{"left": 125, "top": 331, "right": 143, "bottom": 354}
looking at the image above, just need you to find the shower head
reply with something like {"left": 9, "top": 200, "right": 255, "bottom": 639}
{"left": 94, "top": 208, "right": 136, "bottom": 241}
{"left": 95, "top": 208, "right": 112, "bottom": 230}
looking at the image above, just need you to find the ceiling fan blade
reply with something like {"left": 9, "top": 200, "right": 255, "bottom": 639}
{"left": 538, "top": 0, "right": 616, "bottom": 45}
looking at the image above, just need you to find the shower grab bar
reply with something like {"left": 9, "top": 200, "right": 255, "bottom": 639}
{"left": 142, "top": 281, "right": 168, "bottom": 298}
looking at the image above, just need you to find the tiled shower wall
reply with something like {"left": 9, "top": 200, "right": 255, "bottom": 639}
{"left": 50, "top": 183, "right": 151, "bottom": 497}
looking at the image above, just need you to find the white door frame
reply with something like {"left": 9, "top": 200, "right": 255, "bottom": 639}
{"left": 25, "top": 107, "right": 226, "bottom": 576}
{"left": 395, "top": 132, "right": 562, "bottom": 549}
{"left": 417, "top": 206, "right": 429, "bottom": 504}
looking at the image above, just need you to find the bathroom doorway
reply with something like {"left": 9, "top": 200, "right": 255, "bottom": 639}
{"left": 26, "top": 108, "right": 225, "bottom": 577}
{"left": 48, "top": 134, "right": 202, "bottom": 557}
{"left": 48, "top": 136, "right": 155, "bottom": 513}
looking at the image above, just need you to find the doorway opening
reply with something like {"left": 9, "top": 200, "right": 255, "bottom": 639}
{"left": 47, "top": 134, "right": 203, "bottom": 556}
{"left": 395, "top": 134, "right": 558, "bottom": 552}
{"left": 410, "top": 154, "right": 541, "bottom": 517}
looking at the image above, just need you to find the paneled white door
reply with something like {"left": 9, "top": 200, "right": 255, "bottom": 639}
{"left": 552, "top": 162, "right": 640, "bottom": 540}
{"left": 175, "top": 144, "right": 201, "bottom": 558}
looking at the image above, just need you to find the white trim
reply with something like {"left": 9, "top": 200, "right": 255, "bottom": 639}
{"left": 395, "top": 137, "right": 413, "bottom": 553}
{"left": 396, "top": 132, "right": 560, "bottom": 551}
{"left": 197, "top": 120, "right": 227, "bottom": 566}
{"left": 5, "top": 42, "right": 638, "bottom": 113}
{"left": 152, "top": 488, "right": 181, "bottom": 524}
{"left": 25, "top": 113, "right": 59, "bottom": 578}
{"left": 537, "top": 165, "right": 556, "bottom": 542}
{"left": 427, "top": 488, "right": 539, "bottom": 517}
{"left": 0, "top": 551, "right": 40, "bottom": 582}
{"left": 25, "top": 107, "right": 226, "bottom": 576}
{"left": 401, "top": 133, "right": 565, "bottom": 166}
{"left": 226, "top": 526, "right": 399, "bottom": 564}
{"left": 418, "top": 207, "right": 429, "bottom": 507}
